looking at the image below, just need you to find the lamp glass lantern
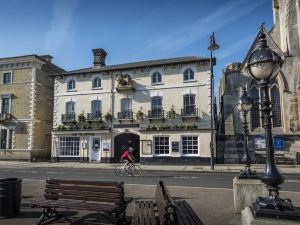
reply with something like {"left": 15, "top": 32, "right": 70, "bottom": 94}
{"left": 246, "top": 32, "right": 283, "bottom": 81}
{"left": 237, "top": 91, "right": 253, "bottom": 113}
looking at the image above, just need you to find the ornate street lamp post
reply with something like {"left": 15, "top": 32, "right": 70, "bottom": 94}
{"left": 208, "top": 32, "right": 220, "bottom": 170}
{"left": 246, "top": 25, "right": 300, "bottom": 219}
{"left": 237, "top": 87, "right": 257, "bottom": 178}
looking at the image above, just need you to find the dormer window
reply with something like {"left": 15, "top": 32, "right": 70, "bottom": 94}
{"left": 183, "top": 69, "right": 194, "bottom": 81}
{"left": 3, "top": 72, "right": 12, "bottom": 84}
{"left": 92, "top": 77, "right": 101, "bottom": 88}
{"left": 152, "top": 72, "right": 162, "bottom": 84}
{"left": 67, "top": 79, "right": 76, "bottom": 90}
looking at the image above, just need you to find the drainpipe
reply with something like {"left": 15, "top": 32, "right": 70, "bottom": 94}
{"left": 110, "top": 71, "right": 115, "bottom": 163}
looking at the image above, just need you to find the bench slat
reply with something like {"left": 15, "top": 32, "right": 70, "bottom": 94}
{"left": 44, "top": 193, "right": 121, "bottom": 203}
{"left": 132, "top": 201, "right": 140, "bottom": 225}
{"left": 175, "top": 200, "right": 204, "bottom": 225}
{"left": 140, "top": 201, "right": 145, "bottom": 225}
{"left": 45, "top": 184, "right": 122, "bottom": 193}
{"left": 181, "top": 201, "right": 204, "bottom": 225}
{"left": 176, "top": 201, "right": 191, "bottom": 225}
{"left": 132, "top": 201, "right": 156, "bottom": 225}
{"left": 32, "top": 199, "right": 118, "bottom": 212}
{"left": 149, "top": 201, "right": 156, "bottom": 225}
{"left": 45, "top": 188, "right": 122, "bottom": 199}
{"left": 47, "top": 178, "right": 122, "bottom": 187}
{"left": 144, "top": 201, "right": 150, "bottom": 225}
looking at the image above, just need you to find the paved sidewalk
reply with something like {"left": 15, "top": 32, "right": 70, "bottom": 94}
{"left": 0, "top": 161, "right": 300, "bottom": 174}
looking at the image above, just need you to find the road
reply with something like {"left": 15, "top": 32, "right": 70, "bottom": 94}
{"left": 1, "top": 167, "right": 300, "bottom": 191}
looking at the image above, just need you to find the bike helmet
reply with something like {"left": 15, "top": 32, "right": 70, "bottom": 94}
{"left": 128, "top": 147, "right": 134, "bottom": 152}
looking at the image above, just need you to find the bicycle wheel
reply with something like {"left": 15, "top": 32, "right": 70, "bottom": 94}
{"left": 130, "top": 165, "right": 142, "bottom": 177}
{"left": 114, "top": 166, "right": 125, "bottom": 176}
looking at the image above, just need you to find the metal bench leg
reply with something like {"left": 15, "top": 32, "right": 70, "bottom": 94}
{"left": 33, "top": 207, "right": 47, "bottom": 225}
{"left": 33, "top": 207, "right": 61, "bottom": 225}
{"left": 121, "top": 210, "right": 127, "bottom": 224}
{"left": 115, "top": 211, "right": 122, "bottom": 225}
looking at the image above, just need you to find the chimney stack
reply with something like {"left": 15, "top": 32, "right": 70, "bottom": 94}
{"left": 92, "top": 48, "right": 107, "bottom": 68}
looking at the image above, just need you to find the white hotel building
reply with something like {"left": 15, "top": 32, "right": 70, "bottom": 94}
{"left": 51, "top": 49, "right": 214, "bottom": 164}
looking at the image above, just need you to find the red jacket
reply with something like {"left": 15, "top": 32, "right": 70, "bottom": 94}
{"left": 121, "top": 150, "right": 132, "bottom": 160}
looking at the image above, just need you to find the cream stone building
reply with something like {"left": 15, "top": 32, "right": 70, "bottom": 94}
{"left": 217, "top": 0, "right": 300, "bottom": 164}
{"left": 51, "top": 49, "right": 213, "bottom": 164}
{"left": 0, "top": 55, "right": 64, "bottom": 160}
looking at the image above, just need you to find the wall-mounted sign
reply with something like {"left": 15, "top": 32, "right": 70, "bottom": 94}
{"left": 141, "top": 140, "right": 152, "bottom": 155}
{"left": 102, "top": 141, "right": 110, "bottom": 152}
{"left": 274, "top": 136, "right": 284, "bottom": 150}
{"left": 113, "top": 124, "right": 139, "bottom": 128}
{"left": 171, "top": 141, "right": 179, "bottom": 152}
{"left": 253, "top": 136, "right": 266, "bottom": 150}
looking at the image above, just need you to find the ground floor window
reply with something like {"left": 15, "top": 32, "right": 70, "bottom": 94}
{"left": 181, "top": 136, "right": 198, "bottom": 155}
{"left": 0, "top": 128, "right": 13, "bottom": 150}
{"left": 59, "top": 137, "right": 80, "bottom": 157}
{"left": 154, "top": 136, "right": 169, "bottom": 155}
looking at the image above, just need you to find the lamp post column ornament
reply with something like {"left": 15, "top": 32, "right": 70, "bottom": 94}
{"left": 208, "top": 32, "right": 220, "bottom": 171}
{"left": 246, "top": 24, "right": 300, "bottom": 219}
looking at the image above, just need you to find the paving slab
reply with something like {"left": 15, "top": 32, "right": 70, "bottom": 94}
{"left": 0, "top": 161, "right": 300, "bottom": 175}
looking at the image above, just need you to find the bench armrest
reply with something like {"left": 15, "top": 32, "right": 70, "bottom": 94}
{"left": 124, "top": 197, "right": 133, "bottom": 205}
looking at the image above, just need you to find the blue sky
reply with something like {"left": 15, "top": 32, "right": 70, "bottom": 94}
{"left": 0, "top": 0, "right": 272, "bottom": 95}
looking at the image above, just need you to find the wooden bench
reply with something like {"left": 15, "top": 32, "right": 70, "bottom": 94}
{"left": 131, "top": 180, "right": 204, "bottom": 225}
{"left": 31, "top": 178, "right": 132, "bottom": 225}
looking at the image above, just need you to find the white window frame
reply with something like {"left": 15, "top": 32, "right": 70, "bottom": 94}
{"left": 151, "top": 71, "right": 162, "bottom": 84}
{"left": 153, "top": 136, "right": 170, "bottom": 156}
{"left": 183, "top": 68, "right": 195, "bottom": 82}
{"left": 183, "top": 94, "right": 196, "bottom": 114}
{"left": 67, "top": 79, "right": 76, "bottom": 91}
{"left": 91, "top": 100, "right": 102, "bottom": 114}
{"left": 3, "top": 71, "right": 12, "bottom": 85}
{"left": 151, "top": 96, "right": 162, "bottom": 115}
{"left": 92, "top": 77, "right": 102, "bottom": 89}
{"left": 65, "top": 101, "right": 75, "bottom": 115}
{"left": 0, "top": 95, "right": 12, "bottom": 114}
{"left": 58, "top": 136, "right": 80, "bottom": 157}
{"left": 180, "top": 135, "right": 199, "bottom": 156}
{"left": 0, "top": 128, "right": 14, "bottom": 150}
{"left": 121, "top": 98, "right": 132, "bottom": 114}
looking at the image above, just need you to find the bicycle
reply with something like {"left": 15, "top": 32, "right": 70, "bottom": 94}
{"left": 114, "top": 161, "right": 142, "bottom": 177}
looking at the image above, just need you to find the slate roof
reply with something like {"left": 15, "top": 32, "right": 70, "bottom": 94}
{"left": 51, "top": 56, "right": 212, "bottom": 76}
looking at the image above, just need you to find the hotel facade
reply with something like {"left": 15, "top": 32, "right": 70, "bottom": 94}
{"left": 51, "top": 49, "right": 214, "bottom": 164}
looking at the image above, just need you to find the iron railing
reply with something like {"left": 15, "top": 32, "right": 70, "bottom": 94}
{"left": 61, "top": 114, "right": 76, "bottom": 123}
{"left": 181, "top": 108, "right": 199, "bottom": 117}
{"left": 117, "top": 111, "right": 133, "bottom": 120}
{"left": 0, "top": 113, "right": 11, "bottom": 121}
{"left": 86, "top": 111, "right": 102, "bottom": 121}
{"left": 148, "top": 109, "right": 164, "bottom": 119}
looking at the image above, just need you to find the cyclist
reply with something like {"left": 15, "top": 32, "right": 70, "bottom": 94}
{"left": 121, "top": 147, "right": 136, "bottom": 170}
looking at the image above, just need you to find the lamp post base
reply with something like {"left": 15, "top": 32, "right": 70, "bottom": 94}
{"left": 239, "top": 165, "right": 259, "bottom": 179}
{"left": 251, "top": 188, "right": 300, "bottom": 220}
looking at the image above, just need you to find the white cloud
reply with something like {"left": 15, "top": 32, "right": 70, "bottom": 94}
{"left": 217, "top": 36, "right": 253, "bottom": 60}
{"left": 136, "top": 0, "right": 268, "bottom": 57}
{"left": 44, "top": 0, "right": 79, "bottom": 52}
